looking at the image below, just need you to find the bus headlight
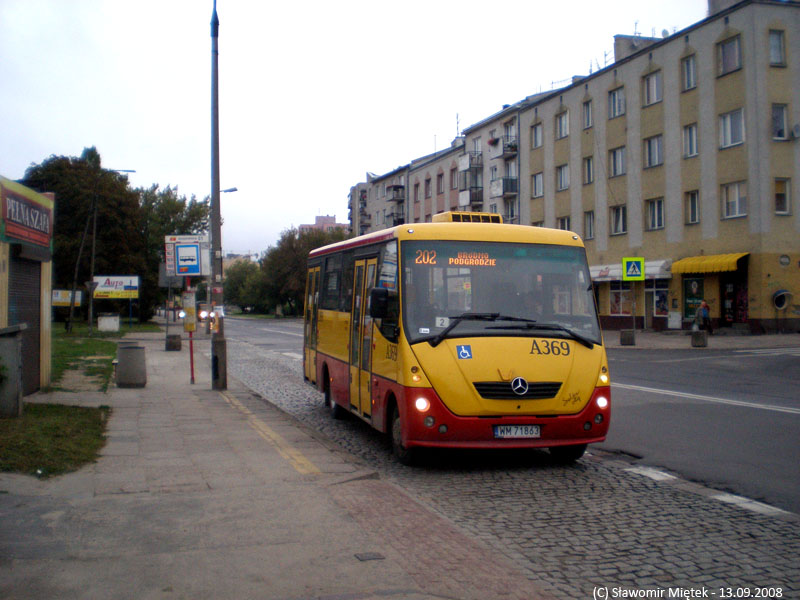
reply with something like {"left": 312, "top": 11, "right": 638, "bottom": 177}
{"left": 596, "top": 396, "right": 609, "bottom": 409}
{"left": 178, "top": 310, "right": 186, "bottom": 319}
{"left": 415, "top": 397, "right": 430, "bottom": 412}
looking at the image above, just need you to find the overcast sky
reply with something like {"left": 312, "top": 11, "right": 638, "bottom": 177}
{"left": 0, "top": 0, "right": 708, "bottom": 256}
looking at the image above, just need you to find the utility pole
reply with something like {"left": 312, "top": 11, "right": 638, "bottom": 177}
{"left": 210, "top": 0, "right": 226, "bottom": 389}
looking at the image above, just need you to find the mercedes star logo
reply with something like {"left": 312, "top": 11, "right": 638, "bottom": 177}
{"left": 511, "top": 377, "right": 529, "bottom": 396}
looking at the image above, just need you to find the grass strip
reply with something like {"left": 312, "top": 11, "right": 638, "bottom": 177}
{"left": 0, "top": 403, "right": 111, "bottom": 478}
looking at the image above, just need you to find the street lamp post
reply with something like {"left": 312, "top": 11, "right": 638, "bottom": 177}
{"left": 205, "top": 187, "right": 236, "bottom": 335}
{"left": 210, "top": 0, "right": 226, "bottom": 389}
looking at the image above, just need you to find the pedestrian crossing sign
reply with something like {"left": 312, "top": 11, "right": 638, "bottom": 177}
{"left": 622, "top": 257, "right": 645, "bottom": 281}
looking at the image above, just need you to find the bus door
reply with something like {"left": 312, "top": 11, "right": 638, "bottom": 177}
{"left": 304, "top": 266, "right": 320, "bottom": 383}
{"left": 349, "top": 257, "right": 377, "bottom": 417}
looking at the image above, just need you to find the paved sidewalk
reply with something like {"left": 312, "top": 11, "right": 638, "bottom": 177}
{"left": 603, "top": 327, "right": 800, "bottom": 349}
{"left": 0, "top": 330, "right": 549, "bottom": 600}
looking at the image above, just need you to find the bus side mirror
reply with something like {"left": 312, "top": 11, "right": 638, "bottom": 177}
{"left": 370, "top": 287, "right": 388, "bottom": 319}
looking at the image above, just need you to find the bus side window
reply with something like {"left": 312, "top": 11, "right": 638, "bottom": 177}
{"left": 377, "top": 241, "right": 399, "bottom": 342}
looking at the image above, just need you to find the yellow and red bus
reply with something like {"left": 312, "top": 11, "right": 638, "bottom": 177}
{"left": 303, "top": 212, "right": 610, "bottom": 464}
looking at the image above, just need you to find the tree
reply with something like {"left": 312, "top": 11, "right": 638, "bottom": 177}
{"left": 21, "top": 148, "right": 210, "bottom": 323}
{"left": 260, "top": 227, "right": 348, "bottom": 315}
{"left": 223, "top": 259, "right": 259, "bottom": 311}
{"left": 22, "top": 148, "right": 146, "bottom": 323}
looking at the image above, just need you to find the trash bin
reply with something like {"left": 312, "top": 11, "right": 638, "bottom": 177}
{"left": 691, "top": 330, "right": 708, "bottom": 348}
{"left": 165, "top": 334, "right": 182, "bottom": 351}
{"left": 98, "top": 313, "right": 120, "bottom": 332}
{"left": 117, "top": 344, "right": 146, "bottom": 388}
{"left": 620, "top": 329, "right": 636, "bottom": 346}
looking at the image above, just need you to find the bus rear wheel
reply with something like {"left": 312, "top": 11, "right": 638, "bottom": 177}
{"left": 391, "top": 405, "right": 416, "bottom": 466}
{"left": 549, "top": 444, "right": 587, "bottom": 464}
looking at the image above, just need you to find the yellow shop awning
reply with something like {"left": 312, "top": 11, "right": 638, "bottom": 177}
{"left": 671, "top": 252, "right": 749, "bottom": 274}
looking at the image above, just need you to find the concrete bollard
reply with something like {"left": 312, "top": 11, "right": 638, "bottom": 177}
{"left": 620, "top": 329, "right": 636, "bottom": 346}
{"left": 691, "top": 330, "right": 708, "bottom": 347}
{"left": 117, "top": 345, "right": 147, "bottom": 388}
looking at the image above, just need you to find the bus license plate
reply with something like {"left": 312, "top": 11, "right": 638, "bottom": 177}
{"left": 493, "top": 425, "right": 541, "bottom": 439}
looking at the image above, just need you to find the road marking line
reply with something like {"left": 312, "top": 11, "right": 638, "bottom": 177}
{"left": 259, "top": 327, "right": 303, "bottom": 337}
{"left": 612, "top": 383, "right": 800, "bottom": 415}
{"left": 220, "top": 391, "right": 320, "bottom": 475}
{"left": 625, "top": 466, "right": 676, "bottom": 481}
{"left": 711, "top": 493, "right": 791, "bottom": 517}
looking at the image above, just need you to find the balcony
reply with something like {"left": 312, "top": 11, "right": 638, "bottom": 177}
{"left": 386, "top": 210, "right": 405, "bottom": 227}
{"left": 387, "top": 184, "right": 405, "bottom": 202}
{"left": 458, "top": 151, "right": 483, "bottom": 171}
{"left": 488, "top": 135, "right": 518, "bottom": 160}
{"left": 458, "top": 188, "right": 484, "bottom": 208}
{"left": 490, "top": 177, "right": 518, "bottom": 199}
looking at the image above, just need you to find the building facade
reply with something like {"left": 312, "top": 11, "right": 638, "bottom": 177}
{"left": 0, "top": 176, "right": 53, "bottom": 396}
{"left": 349, "top": 0, "right": 800, "bottom": 333}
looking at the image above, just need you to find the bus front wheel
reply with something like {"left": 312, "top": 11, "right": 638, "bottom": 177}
{"left": 391, "top": 405, "right": 416, "bottom": 466}
{"left": 549, "top": 444, "right": 587, "bottom": 464}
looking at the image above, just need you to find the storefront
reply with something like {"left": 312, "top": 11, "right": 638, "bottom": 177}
{"left": 671, "top": 253, "right": 749, "bottom": 330}
{"left": 0, "top": 176, "right": 53, "bottom": 395}
{"left": 590, "top": 259, "right": 672, "bottom": 330}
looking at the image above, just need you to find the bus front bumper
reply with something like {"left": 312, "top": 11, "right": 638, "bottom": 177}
{"left": 401, "top": 386, "right": 611, "bottom": 450}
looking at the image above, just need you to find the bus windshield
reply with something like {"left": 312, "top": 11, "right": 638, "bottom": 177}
{"left": 401, "top": 240, "right": 601, "bottom": 346}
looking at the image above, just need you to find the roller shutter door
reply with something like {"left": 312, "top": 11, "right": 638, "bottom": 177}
{"left": 8, "top": 256, "right": 41, "bottom": 395}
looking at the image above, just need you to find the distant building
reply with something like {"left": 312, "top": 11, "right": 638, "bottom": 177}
{"left": 347, "top": 0, "right": 800, "bottom": 334}
{"left": 299, "top": 215, "right": 349, "bottom": 235}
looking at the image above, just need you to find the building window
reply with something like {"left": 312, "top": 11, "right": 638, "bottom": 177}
{"left": 775, "top": 178, "right": 791, "bottom": 215}
{"left": 583, "top": 100, "right": 593, "bottom": 129}
{"left": 583, "top": 156, "right": 594, "bottom": 185}
{"left": 683, "top": 123, "right": 698, "bottom": 157}
{"left": 611, "top": 205, "right": 627, "bottom": 235}
{"left": 643, "top": 135, "right": 663, "bottom": 168}
{"left": 609, "top": 87, "right": 626, "bottom": 118}
{"left": 531, "top": 172, "right": 544, "bottom": 198}
{"left": 424, "top": 178, "right": 431, "bottom": 198}
{"left": 721, "top": 181, "right": 747, "bottom": 218}
{"left": 609, "top": 146, "right": 626, "bottom": 177}
{"left": 717, "top": 35, "right": 741, "bottom": 76}
{"left": 556, "top": 111, "right": 569, "bottom": 140}
{"left": 769, "top": 30, "right": 786, "bottom": 66}
{"left": 556, "top": 164, "right": 569, "bottom": 191}
{"left": 682, "top": 54, "right": 697, "bottom": 90}
{"left": 557, "top": 216, "right": 571, "bottom": 231}
{"left": 532, "top": 221, "right": 544, "bottom": 227}
{"left": 643, "top": 71, "right": 662, "bottom": 106}
{"left": 436, "top": 173, "right": 444, "bottom": 195}
{"left": 531, "top": 123, "right": 543, "bottom": 148}
{"left": 719, "top": 109, "right": 744, "bottom": 148}
{"left": 414, "top": 183, "right": 420, "bottom": 203}
{"left": 584, "top": 210, "right": 595, "bottom": 240}
{"left": 646, "top": 197, "right": 664, "bottom": 230}
{"left": 685, "top": 190, "right": 700, "bottom": 224}
{"left": 450, "top": 168, "right": 458, "bottom": 190}
{"left": 610, "top": 281, "right": 632, "bottom": 315}
{"left": 772, "top": 104, "right": 788, "bottom": 140}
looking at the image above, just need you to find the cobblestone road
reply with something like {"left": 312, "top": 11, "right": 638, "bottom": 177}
{"left": 228, "top": 340, "right": 800, "bottom": 600}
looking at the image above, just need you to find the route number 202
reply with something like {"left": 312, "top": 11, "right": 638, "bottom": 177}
{"left": 415, "top": 250, "right": 437, "bottom": 265}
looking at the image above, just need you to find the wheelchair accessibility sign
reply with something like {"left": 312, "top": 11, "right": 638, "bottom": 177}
{"left": 456, "top": 345, "right": 473, "bottom": 359}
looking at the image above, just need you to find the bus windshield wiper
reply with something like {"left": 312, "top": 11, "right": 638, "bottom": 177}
{"left": 428, "top": 312, "right": 500, "bottom": 347}
{"left": 427, "top": 313, "right": 539, "bottom": 347}
{"left": 486, "top": 321, "right": 596, "bottom": 349}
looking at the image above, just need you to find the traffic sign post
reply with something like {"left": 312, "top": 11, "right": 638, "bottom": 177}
{"left": 622, "top": 257, "right": 646, "bottom": 333}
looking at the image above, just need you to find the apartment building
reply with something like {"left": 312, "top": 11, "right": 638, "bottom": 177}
{"left": 347, "top": 0, "right": 800, "bottom": 333}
